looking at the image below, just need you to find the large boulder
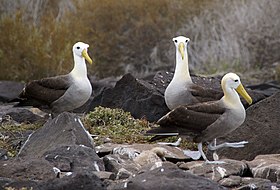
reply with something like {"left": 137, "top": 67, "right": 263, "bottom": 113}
{"left": 0, "top": 158, "right": 55, "bottom": 181}
{"left": 247, "top": 80, "right": 280, "bottom": 96}
{"left": 0, "top": 112, "right": 106, "bottom": 189}
{"left": 38, "top": 171, "right": 106, "bottom": 190}
{"left": 217, "top": 92, "right": 280, "bottom": 160}
{"left": 178, "top": 159, "right": 248, "bottom": 182}
{"left": 127, "top": 162, "right": 227, "bottom": 190}
{"left": 90, "top": 73, "right": 169, "bottom": 122}
{"left": 0, "top": 104, "right": 46, "bottom": 124}
{"left": 18, "top": 112, "right": 94, "bottom": 158}
{"left": 4, "top": 108, "right": 44, "bottom": 123}
{"left": 247, "top": 154, "right": 280, "bottom": 182}
{"left": 0, "top": 171, "right": 106, "bottom": 190}
{"left": 0, "top": 81, "right": 24, "bottom": 102}
{"left": 44, "top": 145, "right": 105, "bottom": 173}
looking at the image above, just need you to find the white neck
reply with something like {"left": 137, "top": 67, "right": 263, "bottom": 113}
{"left": 70, "top": 53, "right": 87, "bottom": 78}
{"left": 223, "top": 87, "right": 242, "bottom": 107}
{"left": 172, "top": 47, "right": 192, "bottom": 83}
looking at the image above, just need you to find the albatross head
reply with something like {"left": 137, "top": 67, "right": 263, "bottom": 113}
{"left": 221, "top": 73, "right": 253, "bottom": 105}
{"left": 172, "top": 36, "right": 190, "bottom": 60}
{"left": 73, "top": 42, "right": 93, "bottom": 64}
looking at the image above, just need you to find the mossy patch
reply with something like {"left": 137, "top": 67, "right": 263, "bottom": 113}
{"left": 83, "top": 106, "right": 197, "bottom": 150}
{"left": 83, "top": 106, "right": 153, "bottom": 145}
{"left": 0, "top": 121, "right": 42, "bottom": 157}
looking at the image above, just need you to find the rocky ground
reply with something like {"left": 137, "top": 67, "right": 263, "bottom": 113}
{"left": 0, "top": 71, "right": 280, "bottom": 190}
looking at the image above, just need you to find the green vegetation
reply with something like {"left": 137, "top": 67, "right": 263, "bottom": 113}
{"left": 0, "top": 106, "right": 197, "bottom": 157}
{"left": 83, "top": 106, "right": 152, "bottom": 145}
{"left": 83, "top": 106, "right": 196, "bottom": 150}
{"left": 0, "top": 120, "right": 42, "bottom": 157}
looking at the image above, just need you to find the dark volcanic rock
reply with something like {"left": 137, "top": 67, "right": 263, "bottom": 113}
{"left": 127, "top": 162, "right": 227, "bottom": 190}
{"left": 103, "top": 154, "right": 139, "bottom": 179}
{"left": 18, "top": 112, "right": 94, "bottom": 158}
{"left": 3, "top": 108, "right": 42, "bottom": 123}
{"left": 0, "top": 149, "right": 8, "bottom": 160}
{"left": 0, "top": 171, "right": 106, "bottom": 190}
{"left": 247, "top": 80, "right": 280, "bottom": 96}
{"left": 0, "top": 112, "right": 106, "bottom": 189}
{"left": 247, "top": 154, "right": 280, "bottom": 182}
{"left": 178, "top": 159, "right": 248, "bottom": 182}
{"left": 0, "top": 158, "right": 55, "bottom": 181}
{"left": 219, "top": 175, "right": 242, "bottom": 187}
{"left": 44, "top": 145, "right": 104, "bottom": 173}
{"left": 0, "top": 81, "right": 24, "bottom": 102}
{"left": 39, "top": 172, "right": 106, "bottom": 190}
{"left": 90, "top": 73, "right": 169, "bottom": 121}
{"left": 0, "top": 104, "right": 45, "bottom": 124}
{"left": 236, "top": 177, "right": 280, "bottom": 190}
{"left": 217, "top": 92, "right": 280, "bottom": 161}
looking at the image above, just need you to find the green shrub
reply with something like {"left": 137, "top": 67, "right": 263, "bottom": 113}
{"left": 83, "top": 106, "right": 152, "bottom": 145}
{"left": 83, "top": 106, "right": 197, "bottom": 150}
{"left": 0, "top": 119, "right": 42, "bottom": 157}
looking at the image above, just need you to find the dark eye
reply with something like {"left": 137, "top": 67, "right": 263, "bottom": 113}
{"left": 77, "top": 47, "right": 80, "bottom": 49}
{"left": 186, "top": 40, "right": 189, "bottom": 43}
{"left": 234, "top": 79, "right": 238, "bottom": 82}
{"left": 174, "top": 40, "right": 177, "bottom": 43}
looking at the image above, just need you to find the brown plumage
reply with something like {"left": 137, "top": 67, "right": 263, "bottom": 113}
{"left": 17, "top": 42, "right": 93, "bottom": 115}
{"left": 19, "top": 75, "right": 71, "bottom": 107}
{"left": 147, "top": 73, "right": 253, "bottom": 162}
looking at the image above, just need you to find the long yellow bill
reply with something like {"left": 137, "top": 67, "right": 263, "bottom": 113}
{"left": 82, "top": 49, "right": 93, "bottom": 64}
{"left": 178, "top": 42, "right": 185, "bottom": 60}
{"left": 236, "top": 84, "right": 253, "bottom": 105}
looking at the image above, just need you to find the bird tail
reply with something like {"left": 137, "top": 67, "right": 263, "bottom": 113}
{"left": 146, "top": 126, "right": 179, "bottom": 142}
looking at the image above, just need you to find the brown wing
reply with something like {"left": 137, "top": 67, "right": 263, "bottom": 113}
{"left": 156, "top": 101, "right": 226, "bottom": 133}
{"left": 189, "top": 84, "right": 223, "bottom": 103}
{"left": 194, "top": 111, "right": 230, "bottom": 143}
{"left": 19, "top": 75, "right": 71, "bottom": 106}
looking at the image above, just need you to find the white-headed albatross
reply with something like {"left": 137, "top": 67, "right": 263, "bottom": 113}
{"left": 165, "top": 36, "right": 222, "bottom": 110}
{"left": 18, "top": 42, "right": 93, "bottom": 116}
{"left": 147, "top": 73, "right": 252, "bottom": 163}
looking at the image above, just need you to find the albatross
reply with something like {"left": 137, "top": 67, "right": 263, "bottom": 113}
{"left": 147, "top": 73, "right": 252, "bottom": 163}
{"left": 17, "top": 42, "right": 93, "bottom": 116}
{"left": 165, "top": 36, "right": 222, "bottom": 110}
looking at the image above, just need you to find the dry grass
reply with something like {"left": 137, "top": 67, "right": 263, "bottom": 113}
{"left": 157, "top": 0, "right": 280, "bottom": 81}
{"left": 0, "top": 0, "right": 279, "bottom": 82}
{"left": 0, "top": 0, "right": 210, "bottom": 80}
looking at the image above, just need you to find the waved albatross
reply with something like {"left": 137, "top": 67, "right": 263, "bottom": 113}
{"left": 165, "top": 36, "right": 222, "bottom": 110}
{"left": 147, "top": 73, "right": 252, "bottom": 163}
{"left": 17, "top": 42, "right": 93, "bottom": 116}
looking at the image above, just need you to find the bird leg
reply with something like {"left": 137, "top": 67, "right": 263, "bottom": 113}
{"left": 208, "top": 140, "right": 248, "bottom": 151}
{"left": 157, "top": 138, "right": 182, "bottom": 146}
{"left": 183, "top": 143, "right": 225, "bottom": 164}
{"left": 183, "top": 149, "right": 201, "bottom": 160}
{"left": 212, "top": 139, "right": 220, "bottom": 161}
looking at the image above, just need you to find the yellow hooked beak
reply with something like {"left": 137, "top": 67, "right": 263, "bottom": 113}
{"left": 178, "top": 42, "right": 185, "bottom": 60}
{"left": 236, "top": 84, "right": 253, "bottom": 105}
{"left": 82, "top": 49, "right": 93, "bottom": 64}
